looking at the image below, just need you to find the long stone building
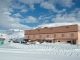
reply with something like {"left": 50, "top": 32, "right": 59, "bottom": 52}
{"left": 24, "top": 24, "right": 80, "bottom": 44}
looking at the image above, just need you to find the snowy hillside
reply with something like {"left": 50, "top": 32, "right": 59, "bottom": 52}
{"left": 0, "top": 29, "right": 24, "bottom": 43}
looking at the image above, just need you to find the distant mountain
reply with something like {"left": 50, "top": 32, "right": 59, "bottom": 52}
{"left": 0, "top": 29, "right": 24, "bottom": 43}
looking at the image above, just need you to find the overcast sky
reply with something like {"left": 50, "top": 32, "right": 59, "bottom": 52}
{"left": 0, "top": 0, "right": 80, "bottom": 30}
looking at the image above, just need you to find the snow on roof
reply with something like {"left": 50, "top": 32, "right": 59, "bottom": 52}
{"left": 33, "top": 23, "right": 80, "bottom": 29}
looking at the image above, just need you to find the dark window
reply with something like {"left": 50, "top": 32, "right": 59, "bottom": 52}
{"left": 39, "top": 35, "right": 41, "bottom": 38}
{"left": 66, "top": 26, "right": 69, "bottom": 28}
{"left": 62, "top": 34, "right": 64, "bottom": 37}
{"left": 51, "top": 28, "right": 52, "bottom": 30}
{"left": 47, "top": 35, "right": 49, "bottom": 37}
{"left": 58, "top": 41, "right": 60, "bottom": 42}
{"left": 28, "top": 36, "right": 29, "bottom": 38}
{"left": 67, "top": 41, "right": 71, "bottom": 43}
{"left": 71, "top": 33, "right": 74, "bottom": 37}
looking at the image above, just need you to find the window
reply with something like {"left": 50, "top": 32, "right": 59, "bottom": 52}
{"left": 66, "top": 26, "right": 69, "bottom": 28}
{"left": 51, "top": 28, "right": 52, "bottom": 30}
{"left": 58, "top": 41, "right": 60, "bottom": 42}
{"left": 42, "top": 35, "right": 45, "bottom": 38}
{"left": 39, "top": 35, "right": 41, "bottom": 38}
{"left": 50, "top": 35, "right": 52, "bottom": 37}
{"left": 47, "top": 35, "right": 49, "bottom": 37}
{"left": 62, "top": 34, "right": 64, "bottom": 37}
{"left": 28, "top": 36, "right": 29, "bottom": 38}
{"left": 54, "top": 34, "right": 56, "bottom": 37}
{"left": 36, "top": 35, "right": 39, "bottom": 38}
{"left": 66, "top": 34, "right": 69, "bottom": 36}
{"left": 31, "top": 35, "right": 33, "bottom": 38}
{"left": 58, "top": 34, "right": 60, "bottom": 37}
{"left": 71, "top": 33, "right": 74, "bottom": 37}
{"left": 33, "top": 35, "right": 35, "bottom": 38}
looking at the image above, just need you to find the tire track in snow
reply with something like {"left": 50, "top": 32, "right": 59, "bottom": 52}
{"left": 0, "top": 44, "right": 80, "bottom": 57}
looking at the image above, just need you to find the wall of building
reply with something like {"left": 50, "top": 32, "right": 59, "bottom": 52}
{"left": 24, "top": 24, "right": 78, "bottom": 43}
{"left": 25, "top": 24, "right": 78, "bottom": 35}
{"left": 25, "top": 32, "right": 78, "bottom": 42}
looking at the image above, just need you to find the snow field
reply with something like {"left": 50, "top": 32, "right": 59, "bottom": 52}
{"left": 8, "top": 43, "right": 80, "bottom": 56}
{"left": 0, "top": 43, "right": 80, "bottom": 60}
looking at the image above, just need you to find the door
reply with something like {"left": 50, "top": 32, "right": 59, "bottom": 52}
{"left": 73, "top": 40, "right": 76, "bottom": 44}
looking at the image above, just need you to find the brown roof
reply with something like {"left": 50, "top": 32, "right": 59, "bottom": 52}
{"left": 25, "top": 24, "right": 78, "bottom": 35}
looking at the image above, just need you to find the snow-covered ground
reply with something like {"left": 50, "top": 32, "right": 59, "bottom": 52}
{"left": 0, "top": 42, "right": 80, "bottom": 60}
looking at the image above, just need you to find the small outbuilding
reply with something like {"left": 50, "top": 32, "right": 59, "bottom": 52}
{"left": 0, "top": 38, "right": 5, "bottom": 45}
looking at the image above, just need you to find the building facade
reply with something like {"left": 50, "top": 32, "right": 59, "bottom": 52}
{"left": 24, "top": 24, "right": 80, "bottom": 44}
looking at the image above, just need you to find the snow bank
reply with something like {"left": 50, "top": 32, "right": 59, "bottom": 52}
{"left": 0, "top": 42, "right": 80, "bottom": 60}
{"left": 9, "top": 43, "right": 80, "bottom": 57}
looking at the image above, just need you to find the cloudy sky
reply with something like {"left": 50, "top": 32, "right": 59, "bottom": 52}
{"left": 0, "top": 0, "right": 80, "bottom": 30}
